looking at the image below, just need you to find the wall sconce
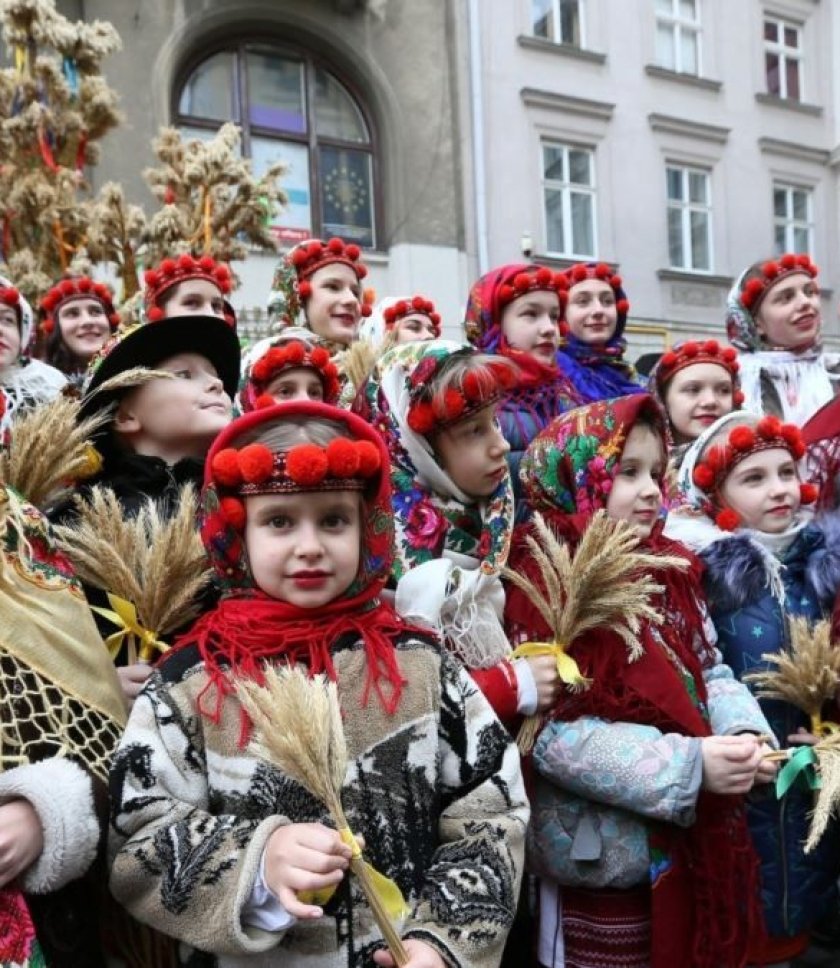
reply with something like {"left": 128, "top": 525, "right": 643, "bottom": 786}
{"left": 520, "top": 231, "right": 534, "bottom": 259}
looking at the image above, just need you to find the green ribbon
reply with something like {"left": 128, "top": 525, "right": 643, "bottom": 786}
{"left": 775, "top": 745, "right": 821, "bottom": 798}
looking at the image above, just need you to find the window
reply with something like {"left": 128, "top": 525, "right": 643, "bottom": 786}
{"left": 532, "top": 0, "right": 583, "bottom": 46}
{"left": 773, "top": 183, "right": 813, "bottom": 254}
{"left": 177, "top": 45, "right": 377, "bottom": 248}
{"left": 654, "top": 0, "right": 701, "bottom": 75}
{"left": 542, "top": 142, "right": 596, "bottom": 258}
{"left": 666, "top": 165, "right": 712, "bottom": 271}
{"left": 764, "top": 16, "right": 802, "bottom": 100}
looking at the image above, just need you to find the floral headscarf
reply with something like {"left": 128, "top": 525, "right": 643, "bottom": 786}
{"left": 520, "top": 393, "right": 667, "bottom": 516}
{"left": 354, "top": 339, "right": 514, "bottom": 579}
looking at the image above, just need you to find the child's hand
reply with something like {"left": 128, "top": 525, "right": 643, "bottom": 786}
{"left": 788, "top": 727, "right": 820, "bottom": 746}
{"left": 117, "top": 663, "right": 152, "bottom": 709}
{"left": 373, "top": 939, "right": 446, "bottom": 968}
{"left": 753, "top": 743, "right": 779, "bottom": 785}
{"left": 701, "top": 735, "right": 762, "bottom": 795}
{"left": 263, "top": 822, "right": 353, "bottom": 919}
{"left": 0, "top": 799, "right": 43, "bottom": 888}
{"left": 526, "top": 655, "right": 564, "bottom": 713}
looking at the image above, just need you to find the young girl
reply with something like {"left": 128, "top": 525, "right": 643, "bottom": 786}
{"left": 664, "top": 411, "right": 840, "bottom": 966}
{"left": 354, "top": 339, "right": 563, "bottom": 724}
{"left": 556, "top": 262, "right": 644, "bottom": 402}
{"left": 506, "top": 394, "right": 773, "bottom": 968}
{"left": 38, "top": 276, "right": 120, "bottom": 390}
{"left": 726, "top": 252, "right": 838, "bottom": 424}
{"left": 108, "top": 400, "right": 528, "bottom": 968}
{"left": 648, "top": 339, "right": 744, "bottom": 483}
{"left": 0, "top": 278, "right": 66, "bottom": 436}
{"left": 364, "top": 295, "right": 442, "bottom": 345}
{"left": 143, "top": 253, "right": 233, "bottom": 323}
{"left": 464, "top": 264, "right": 582, "bottom": 498}
{"left": 239, "top": 328, "right": 341, "bottom": 412}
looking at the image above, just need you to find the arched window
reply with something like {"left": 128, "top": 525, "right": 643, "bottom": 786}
{"left": 176, "top": 44, "right": 378, "bottom": 248}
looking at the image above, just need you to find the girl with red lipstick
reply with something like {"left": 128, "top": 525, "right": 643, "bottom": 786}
{"left": 726, "top": 253, "right": 839, "bottom": 424}
{"left": 108, "top": 400, "right": 528, "bottom": 968}
{"left": 464, "top": 264, "right": 583, "bottom": 502}
{"left": 507, "top": 395, "right": 773, "bottom": 968}
{"left": 665, "top": 411, "right": 840, "bottom": 966}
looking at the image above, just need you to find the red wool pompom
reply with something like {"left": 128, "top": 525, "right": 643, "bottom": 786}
{"left": 356, "top": 440, "right": 381, "bottom": 476}
{"left": 326, "top": 437, "right": 360, "bottom": 477}
{"left": 436, "top": 388, "right": 465, "bottom": 420}
{"left": 722, "top": 347, "right": 738, "bottom": 363}
{"left": 41, "top": 318, "right": 54, "bottom": 334}
{"left": 800, "top": 482, "right": 819, "bottom": 504}
{"left": 729, "top": 426, "right": 755, "bottom": 451}
{"left": 239, "top": 444, "right": 275, "bottom": 484}
{"left": 407, "top": 403, "right": 436, "bottom": 435}
{"left": 716, "top": 508, "right": 741, "bottom": 531}
{"left": 199, "top": 255, "right": 215, "bottom": 272}
{"left": 571, "top": 265, "right": 588, "bottom": 282}
{"left": 693, "top": 464, "right": 715, "bottom": 490}
{"left": 762, "top": 260, "right": 779, "bottom": 279}
{"left": 594, "top": 263, "right": 611, "bottom": 278}
{"left": 780, "top": 253, "right": 797, "bottom": 270}
{"left": 757, "top": 415, "right": 782, "bottom": 438}
{"left": 683, "top": 342, "right": 699, "bottom": 358}
{"left": 513, "top": 272, "right": 532, "bottom": 293}
{"left": 160, "top": 258, "right": 177, "bottom": 275}
{"left": 345, "top": 243, "right": 360, "bottom": 261}
{"left": 310, "top": 347, "right": 330, "bottom": 367}
{"left": 286, "top": 444, "right": 329, "bottom": 486}
{"left": 733, "top": 390, "right": 745, "bottom": 406}
{"left": 535, "top": 267, "right": 552, "bottom": 286}
{"left": 284, "top": 341, "right": 306, "bottom": 364}
{"left": 220, "top": 497, "right": 246, "bottom": 531}
{"left": 211, "top": 449, "right": 242, "bottom": 487}
{"left": 660, "top": 352, "right": 678, "bottom": 369}
{"left": 146, "top": 306, "right": 165, "bottom": 322}
{"left": 290, "top": 247, "right": 310, "bottom": 267}
{"left": 616, "top": 298, "right": 630, "bottom": 315}
{"left": 327, "top": 237, "right": 344, "bottom": 254}
{"left": 498, "top": 285, "right": 514, "bottom": 305}
{"left": 254, "top": 393, "right": 277, "bottom": 410}
{"left": 298, "top": 280, "right": 312, "bottom": 299}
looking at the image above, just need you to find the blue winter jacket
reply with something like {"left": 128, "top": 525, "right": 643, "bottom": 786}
{"left": 701, "top": 519, "right": 840, "bottom": 939}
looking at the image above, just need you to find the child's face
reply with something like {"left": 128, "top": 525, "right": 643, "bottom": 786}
{"left": 394, "top": 314, "right": 437, "bottom": 344}
{"left": 605, "top": 424, "right": 664, "bottom": 538}
{"left": 719, "top": 447, "right": 801, "bottom": 533}
{"left": 264, "top": 366, "right": 324, "bottom": 403}
{"left": 114, "top": 352, "right": 232, "bottom": 462}
{"left": 755, "top": 271, "right": 821, "bottom": 350}
{"left": 305, "top": 264, "right": 362, "bottom": 345}
{"left": 58, "top": 297, "right": 110, "bottom": 360}
{"left": 501, "top": 290, "right": 561, "bottom": 364}
{"left": 565, "top": 279, "right": 618, "bottom": 346}
{"left": 244, "top": 490, "right": 361, "bottom": 608}
{"left": 663, "top": 362, "right": 734, "bottom": 444}
{"left": 434, "top": 404, "right": 510, "bottom": 499}
{"left": 0, "top": 305, "right": 20, "bottom": 370}
{"left": 163, "top": 279, "right": 226, "bottom": 319}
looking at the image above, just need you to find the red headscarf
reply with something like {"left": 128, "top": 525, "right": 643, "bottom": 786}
{"left": 507, "top": 394, "right": 763, "bottom": 968}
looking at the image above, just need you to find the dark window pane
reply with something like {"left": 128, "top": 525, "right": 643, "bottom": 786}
{"left": 314, "top": 69, "right": 368, "bottom": 142}
{"left": 688, "top": 170, "right": 707, "bottom": 204}
{"left": 793, "top": 226, "right": 809, "bottom": 251}
{"left": 792, "top": 191, "right": 808, "bottom": 221}
{"left": 784, "top": 26, "right": 799, "bottom": 48}
{"left": 668, "top": 207, "right": 684, "bottom": 267}
{"left": 179, "top": 52, "right": 235, "bottom": 121}
{"left": 773, "top": 188, "right": 787, "bottom": 218}
{"left": 666, "top": 167, "right": 683, "bottom": 201}
{"left": 319, "top": 146, "right": 374, "bottom": 247}
{"left": 764, "top": 19, "right": 778, "bottom": 43}
{"left": 532, "top": 0, "right": 552, "bottom": 38}
{"left": 785, "top": 58, "right": 800, "bottom": 100}
{"left": 568, "top": 149, "right": 591, "bottom": 185}
{"left": 570, "top": 192, "right": 594, "bottom": 256}
{"left": 690, "top": 211, "right": 709, "bottom": 269}
{"left": 774, "top": 225, "right": 787, "bottom": 254}
{"left": 766, "top": 52, "right": 780, "bottom": 95}
{"left": 246, "top": 51, "right": 305, "bottom": 133}
{"left": 543, "top": 145, "right": 565, "bottom": 181}
{"left": 545, "top": 188, "right": 565, "bottom": 252}
{"left": 559, "top": 0, "right": 581, "bottom": 45}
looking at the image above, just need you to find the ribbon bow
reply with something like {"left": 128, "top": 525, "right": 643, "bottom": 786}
{"left": 776, "top": 744, "right": 821, "bottom": 799}
{"left": 91, "top": 593, "right": 169, "bottom": 662}
{"left": 510, "top": 641, "right": 591, "bottom": 692}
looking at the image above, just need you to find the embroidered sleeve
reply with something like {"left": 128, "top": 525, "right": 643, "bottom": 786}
{"left": 402, "top": 654, "right": 529, "bottom": 968}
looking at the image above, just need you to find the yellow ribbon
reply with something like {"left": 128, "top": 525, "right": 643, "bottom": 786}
{"left": 510, "top": 641, "right": 592, "bottom": 691}
{"left": 91, "top": 593, "right": 169, "bottom": 662}
{"left": 298, "top": 827, "right": 409, "bottom": 919}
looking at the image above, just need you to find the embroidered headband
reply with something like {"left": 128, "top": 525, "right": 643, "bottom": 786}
{"left": 249, "top": 340, "right": 340, "bottom": 407}
{"left": 383, "top": 295, "right": 441, "bottom": 335}
{"left": 656, "top": 340, "right": 744, "bottom": 405}
{"left": 143, "top": 254, "right": 233, "bottom": 322}
{"left": 692, "top": 415, "right": 817, "bottom": 530}
{"left": 39, "top": 277, "right": 119, "bottom": 335}
{"left": 562, "top": 262, "right": 630, "bottom": 317}
{"left": 739, "top": 253, "right": 818, "bottom": 313}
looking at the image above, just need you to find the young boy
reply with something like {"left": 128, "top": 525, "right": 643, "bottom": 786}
{"left": 108, "top": 400, "right": 528, "bottom": 968}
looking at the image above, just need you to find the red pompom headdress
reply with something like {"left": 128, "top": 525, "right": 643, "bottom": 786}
{"left": 383, "top": 295, "right": 442, "bottom": 336}
{"left": 561, "top": 262, "right": 631, "bottom": 319}
{"left": 692, "top": 415, "right": 817, "bottom": 530}
{"left": 248, "top": 340, "right": 341, "bottom": 408}
{"left": 143, "top": 254, "right": 233, "bottom": 323}
{"left": 739, "top": 253, "right": 818, "bottom": 314}
{"left": 655, "top": 340, "right": 745, "bottom": 407}
{"left": 496, "top": 266, "right": 568, "bottom": 312}
{"left": 39, "top": 276, "right": 119, "bottom": 336}
{"left": 0, "top": 285, "right": 21, "bottom": 327}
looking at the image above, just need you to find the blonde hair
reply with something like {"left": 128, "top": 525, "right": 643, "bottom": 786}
{"left": 233, "top": 416, "right": 353, "bottom": 452}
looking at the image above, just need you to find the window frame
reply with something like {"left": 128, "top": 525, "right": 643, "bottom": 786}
{"left": 173, "top": 39, "right": 381, "bottom": 249}
{"left": 531, "top": 0, "right": 586, "bottom": 47}
{"left": 665, "top": 163, "right": 713, "bottom": 273}
{"left": 763, "top": 14, "right": 803, "bottom": 101}
{"left": 772, "top": 181, "right": 814, "bottom": 255}
{"left": 654, "top": 0, "right": 702, "bottom": 76}
{"left": 541, "top": 140, "right": 598, "bottom": 259}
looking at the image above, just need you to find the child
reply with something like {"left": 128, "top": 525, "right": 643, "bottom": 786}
{"left": 0, "top": 473, "right": 126, "bottom": 966}
{"left": 0, "top": 277, "right": 66, "bottom": 436}
{"left": 371, "top": 295, "right": 442, "bottom": 345}
{"left": 726, "top": 252, "right": 839, "bottom": 424}
{"left": 39, "top": 276, "right": 120, "bottom": 390}
{"left": 354, "top": 339, "right": 563, "bottom": 725}
{"left": 648, "top": 339, "right": 744, "bottom": 484}
{"left": 506, "top": 394, "right": 773, "bottom": 968}
{"left": 464, "top": 264, "right": 583, "bottom": 498}
{"left": 108, "top": 399, "right": 528, "bottom": 968}
{"left": 665, "top": 411, "right": 840, "bottom": 966}
{"left": 239, "top": 328, "right": 341, "bottom": 412}
{"left": 143, "top": 253, "right": 233, "bottom": 322}
{"left": 556, "top": 263, "right": 644, "bottom": 402}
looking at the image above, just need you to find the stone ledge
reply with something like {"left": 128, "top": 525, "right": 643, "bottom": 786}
{"left": 644, "top": 65, "right": 722, "bottom": 92}
{"left": 517, "top": 35, "right": 607, "bottom": 64}
{"left": 755, "top": 93, "right": 823, "bottom": 117}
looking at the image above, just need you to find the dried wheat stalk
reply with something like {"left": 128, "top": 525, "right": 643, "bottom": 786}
{"left": 341, "top": 340, "right": 379, "bottom": 394}
{"left": 806, "top": 732, "right": 840, "bottom": 853}
{"left": 53, "top": 483, "right": 210, "bottom": 662}
{"left": 238, "top": 666, "right": 409, "bottom": 967}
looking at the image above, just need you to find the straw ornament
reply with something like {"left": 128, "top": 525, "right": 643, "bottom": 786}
{"left": 504, "top": 510, "right": 688, "bottom": 752}
{"left": 237, "top": 666, "right": 410, "bottom": 967}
